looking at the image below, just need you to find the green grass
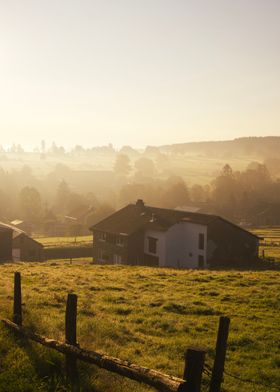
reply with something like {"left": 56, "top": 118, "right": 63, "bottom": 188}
{"left": 251, "top": 227, "right": 280, "bottom": 263}
{"left": 251, "top": 228, "right": 280, "bottom": 240}
{"left": 0, "top": 262, "right": 279, "bottom": 391}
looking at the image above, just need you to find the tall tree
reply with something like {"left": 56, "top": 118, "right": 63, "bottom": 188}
{"left": 161, "top": 181, "right": 190, "bottom": 208}
{"left": 134, "top": 157, "right": 156, "bottom": 177}
{"left": 54, "top": 181, "right": 71, "bottom": 214}
{"left": 211, "top": 164, "right": 237, "bottom": 218}
{"left": 114, "top": 154, "right": 131, "bottom": 176}
{"left": 19, "top": 187, "right": 42, "bottom": 224}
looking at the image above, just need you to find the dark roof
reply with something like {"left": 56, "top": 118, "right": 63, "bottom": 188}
{"left": 0, "top": 222, "right": 25, "bottom": 236}
{"left": 0, "top": 222, "right": 13, "bottom": 233}
{"left": 0, "top": 222, "right": 43, "bottom": 246}
{"left": 13, "top": 232, "right": 44, "bottom": 247}
{"left": 13, "top": 231, "right": 25, "bottom": 239}
{"left": 210, "top": 217, "right": 259, "bottom": 239}
{"left": 90, "top": 201, "right": 219, "bottom": 235}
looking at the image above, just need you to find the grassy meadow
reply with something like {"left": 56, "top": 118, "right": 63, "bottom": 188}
{"left": 0, "top": 261, "right": 279, "bottom": 392}
{"left": 35, "top": 235, "right": 92, "bottom": 248}
{"left": 251, "top": 228, "right": 280, "bottom": 263}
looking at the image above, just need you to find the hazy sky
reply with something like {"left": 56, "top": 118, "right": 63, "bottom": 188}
{"left": 1, "top": 0, "right": 280, "bottom": 149}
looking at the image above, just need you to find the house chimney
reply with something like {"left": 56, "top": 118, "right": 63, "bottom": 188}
{"left": 136, "top": 199, "right": 145, "bottom": 209}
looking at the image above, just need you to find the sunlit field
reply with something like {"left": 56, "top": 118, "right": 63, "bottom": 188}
{"left": 0, "top": 151, "right": 256, "bottom": 185}
{"left": 251, "top": 228, "right": 280, "bottom": 263}
{"left": 35, "top": 235, "right": 92, "bottom": 248}
{"left": 0, "top": 261, "right": 279, "bottom": 392}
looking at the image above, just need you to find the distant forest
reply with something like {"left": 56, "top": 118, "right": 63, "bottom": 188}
{"left": 0, "top": 136, "right": 280, "bottom": 235}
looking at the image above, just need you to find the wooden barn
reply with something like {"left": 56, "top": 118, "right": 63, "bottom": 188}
{"left": 90, "top": 199, "right": 259, "bottom": 269}
{"left": 12, "top": 231, "right": 44, "bottom": 262}
{"left": 0, "top": 225, "right": 13, "bottom": 262}
{"left": 0, "top": 222, "right": 44, "bottom": 262}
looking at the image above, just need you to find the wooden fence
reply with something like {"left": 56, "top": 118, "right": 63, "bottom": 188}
{"left": 1, "top": 272, "right": 231, "bottom": 392}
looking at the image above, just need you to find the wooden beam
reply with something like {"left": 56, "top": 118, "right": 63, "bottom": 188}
{"left": 1, "top": 318, "right": 185, "bottom": 392}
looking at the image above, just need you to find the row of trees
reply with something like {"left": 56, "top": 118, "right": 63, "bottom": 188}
{"left": 211, "top": 163, "right": 280, "bottom": 221}
{"left": 2, "top": 137, "right": 280, "bottom": 159}
{"left": 0, "top": 159, "right": 279, "bottom": 235}
{"left": 114, "top": 154, "right": 158, "bottom": 177}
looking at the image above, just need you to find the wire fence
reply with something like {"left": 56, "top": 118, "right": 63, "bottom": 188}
{"left": 203, "top": 362, "right": 280, "bottom": 391}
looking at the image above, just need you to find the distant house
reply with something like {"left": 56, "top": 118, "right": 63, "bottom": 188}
{"left": 10, "top": 220, "right": 33, "bottom": 235}
{"left": 0, "top": 222, "right": 43, "bottom": 261}
{"left": 0, "top": 224, "right": 13, "bottom": 262}
{"left": 90, "top": 199, "right": 259, "bottom": 268}
{"left": 254, "top": 203, "right": 280, "bottom": 226}
{"left": 12, "top": 231, "right": 44, "bottom": 261}
{"left": 65, "top": 205, "right": 96, "bottom": 235}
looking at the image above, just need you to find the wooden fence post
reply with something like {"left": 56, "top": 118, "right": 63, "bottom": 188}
{"left": 65, "top": 293, "right": 78, "bottom": 385}
{"left": 209, "top": 316, "right": 230, "bottom": 392}
{"left": 13, "top": 272, "right": 22, "bottom": 326}
{"left": 180, "top": 347, "right": 206, "bottom": 392}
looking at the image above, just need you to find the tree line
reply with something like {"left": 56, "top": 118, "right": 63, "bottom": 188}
{"left": 0, "top": 153, "right": 279, "bottom": 235}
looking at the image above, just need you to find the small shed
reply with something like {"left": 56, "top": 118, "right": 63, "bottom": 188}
{"left": 12, "top": 232, "right": 44, "bottom": 261}
{"left": 0, "top": 225, "right": 13, "bottom": 262}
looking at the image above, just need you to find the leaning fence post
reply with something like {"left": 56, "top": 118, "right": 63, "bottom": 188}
{"left": 181, "top": 347, "right": 206, "bottom": 392}
{"left": 65, "top": 293, "right": 78, "bottom": 384}
{"left": 209, "top": 316, "right": 230, "bottom": 392}
{"left": 13, "top": 272, "right": 22, "bottom": 326}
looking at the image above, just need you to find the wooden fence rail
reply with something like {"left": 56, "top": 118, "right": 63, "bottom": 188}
{"left": 1, "top": 272, "right": 230, "bottom": 392}
{"left": 1, "top": 318, "right": 188, "bottom": 392}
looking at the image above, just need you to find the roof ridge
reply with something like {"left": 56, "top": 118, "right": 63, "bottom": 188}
{"left": 0, "top": 221, "right": 24, "bottom": 234}
{"left": 90, "top": 203, "right": 219, "bottom": 234}
{"left": 89, "top": 204, "right": 134, "bottom": 231}
{"left": 144, "top": 205, "right": 218, "bottom": 218}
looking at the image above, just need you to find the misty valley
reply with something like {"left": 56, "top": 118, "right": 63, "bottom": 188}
{"left": 0, "top": 137, "right": 279, "bottom": 391}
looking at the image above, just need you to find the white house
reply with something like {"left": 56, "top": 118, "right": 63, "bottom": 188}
{"left": 144, "top": 221, "right": 207, "bottom": 268}
{"left": 90, "top": 200, "right": 259, "bottom": 269}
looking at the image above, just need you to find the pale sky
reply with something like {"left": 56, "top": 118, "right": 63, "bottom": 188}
{"left": 0, "top": 0, "right": 279, "bottom": 149}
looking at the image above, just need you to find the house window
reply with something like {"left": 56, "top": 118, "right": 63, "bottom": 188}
{"left": 99, "top": 232, "right": 107, "bottom": 242}
{"left": 148, "top": 237, "right": 158, "bottom": 254}
{"left": 198, "top": 233, "right": 205, "bottom": 250}
{"left": 198, "top": 255, "right": 204, "bottom": 268}
{"left": 116, "top": 236, "right": 124, "bottom": 247}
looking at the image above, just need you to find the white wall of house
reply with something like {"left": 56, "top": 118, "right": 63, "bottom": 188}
{"left": 144, "top": 222, "right": 207, "bottom": 269}
{"left": 144, "top": 230, "right": 166, "bottom": 266}
{"left": 12, "top": 248, "right": 21, "bottom": 262}
{"left": 166, "top": 222, "right": 207, "bottom": 268}
{"left": 164, "top": 223, "right": 185, "bottom": 267}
